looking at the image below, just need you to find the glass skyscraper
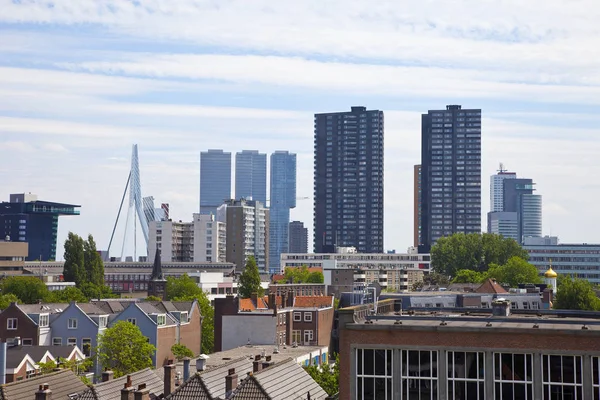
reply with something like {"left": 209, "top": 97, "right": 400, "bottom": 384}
{"left": 420, "top": 105, "right": 482, "bottom": 252}
{"left": 200, "top": 149, "right": 231, "bottom": 215}
{"left": 268, "top": 151, "right": 297, "bottom": 273}
{"left": 235, "top": 150, "right": 267, "bottom": 204}
{"left": 313, "top": 106, "right": 384, "bottom": 254}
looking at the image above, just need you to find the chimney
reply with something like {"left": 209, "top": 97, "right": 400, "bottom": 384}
{"left": 253, "top": 355, "right": 262, "bottom": 373}
{"left": 268, "top": 293, "right": 277, "bottom": 313}
{"left": 0, "top": 340, "right": 6, "bottom": 385}
{"left": 250, "top": 292, "right": 258, "bottom": 305}
{"left": 164, "top": 360, "right": 176, "bottom": 395}
{"left": 196, "top": 354, "right": 208, "bottom": 372}
{"left": 35, "top": 384, "right": 52, "bottom": 400}
{"left": 133, "top": 384, "right": 149, "bottom": 400}
{"left": 121, "top": 378, "right": 134, "bottom": 400}
{"left": 288, "top": 291, "right": 294, "bottom": 307}
{"left": 225, "top": 368, "right": 238, "bottom": 396}
{"left": 492, "top": 299, "right": 511, "bottom": 317}
{"left": 182, "top": 357, "right": 191, "bottom": 382}
{"left": 102, "top": 370, "right": 114, "bottom": 382}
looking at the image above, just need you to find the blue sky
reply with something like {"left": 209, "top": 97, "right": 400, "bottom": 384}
{"left": 1, "top": 0, "right": 600, "bottom": 258}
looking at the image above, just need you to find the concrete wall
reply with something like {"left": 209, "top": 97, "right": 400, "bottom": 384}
{"left": 221, "top": 314, "right": 277, "bottom": 351}
{"left": 178, "top": 304, "right": 202, "bottom": 356}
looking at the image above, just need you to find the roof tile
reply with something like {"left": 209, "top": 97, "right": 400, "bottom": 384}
{"left": 293, "top": 296, "right": 333, "bottom": 308}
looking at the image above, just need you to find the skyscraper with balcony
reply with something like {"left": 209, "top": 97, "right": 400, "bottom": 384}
{"left": 313, "top": 106, "right": 384, "bottom": 253}
{"left": 420, "top": 105, "right": 482, "bottom": 252}
{"left": 0, "top": 193, "right": 80, "bottom": 261}
{"left": 268, "top": 151, "right": 297, "bottom": 273}
{"left": 235, "top": 150, "right": 267, "bottom": 204}
{"left": 224, "top": 199, "right": 269, "bottom": 272}
{"left": 200, "top": 150, "right": 231, "bottom": 215}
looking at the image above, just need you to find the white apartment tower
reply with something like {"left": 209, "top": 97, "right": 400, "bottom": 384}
{"left": 490, "top": 163, "right": 516, "bottom": 212}
{"left": 193, "top": 213, "right": 226, "bottom": 263}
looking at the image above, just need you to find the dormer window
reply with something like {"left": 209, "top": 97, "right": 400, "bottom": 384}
{"left": 38, "top": 314, "right": 49, "bottom": 327}
{"left": 99, "top": 316, "right": 108, "bottom": 328}
{"left": 180, "top": 312, "right": 188, "bottom": 323}
{"left": 157, "top": 315, "right": 166, "bottom": 326}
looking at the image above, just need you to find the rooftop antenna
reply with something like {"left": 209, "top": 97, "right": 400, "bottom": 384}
{"left": 497, "top": 162, "right": 507, "bottom": 173}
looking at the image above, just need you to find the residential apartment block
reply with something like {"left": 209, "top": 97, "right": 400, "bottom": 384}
{"left": 0, "top": 239, "right": 28, "bottom": 274}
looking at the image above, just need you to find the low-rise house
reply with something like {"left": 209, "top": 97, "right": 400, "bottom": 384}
{"left": 0, "top": 302, "right": 68, "bottom": 346}
{"left": 78, "top": 367, "right": 166, "bottom": 400}
{"left": 146, "top": 300, "right": 202, "bottom": 357}
{"left": 0, "top": 369, "right": 88, "bottom": 399}
{"left": 3, "top": 344, "right": 85, "bottom": 383}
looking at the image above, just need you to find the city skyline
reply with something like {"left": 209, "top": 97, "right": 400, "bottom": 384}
{"left": 1, "top": 1, "right": 599, "bottom": 258}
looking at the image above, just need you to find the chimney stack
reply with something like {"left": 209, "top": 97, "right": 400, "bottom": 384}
{"left": 0, "top": 340, "right": 7, "bottom": 385}
{"left": 102, "top": 370, "right": 114, "bottom": 382}
{"left": 252, "top": 355, "right": 262, "bottom": 373}
{"left": 121, "top": 378, "right": 134, "bottom": 400}
{"left": 182, "top": 357, "right": 191, "bottom": 382}
{"left": 133, "top": 384, "right": 149, "bottom": 400}
{"left": 196, "top": 355, "right": 208, "bottom": 372}
{"left": 35, "top": 384, "right": 52, "bottom": 400}
{"left": 492, "top": 299, "right": 511, "bottom": 317}
{"left": 164, "top": 360, "right": 176, "bottom": 396}
{"left": 225, "top": 368, "right": 238, "bottom": 396}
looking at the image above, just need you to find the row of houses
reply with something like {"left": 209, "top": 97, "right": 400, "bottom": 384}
{"left": 0, "top": 299, "right": 201, "bottom": 379}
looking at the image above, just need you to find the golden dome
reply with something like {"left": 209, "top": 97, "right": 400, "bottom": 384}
{"left": 544, "top": 267, "right": 558, "bottom": 278}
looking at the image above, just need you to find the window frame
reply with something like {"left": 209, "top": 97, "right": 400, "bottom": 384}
{"left": 493, "top": 352, "right": 534, "bottom": 400}
{"left": 447, "top": 350, "right": 485, "bottom": 400}
{"left": 7, "top": 318, "right": 17, "bottom": 330}
{"left": 22, "top": 338, "right": 33, "bottom": 346}
{"left": 53, "top": 337, "right": 62, "bottom": 346}
{"left": 127, "top": 318, "right": 137, "bottom": 326}
{"left": 356, "top": 348, "right": 394, "bottom": 400}
{"left": 38, "top": 314, "right": 49, "bottom": 327}
{"left": 304, "top": 312, "right": 313, "bottom": 322}
{"left": 542, "top": 354, "right": 583, "bottom": 400}
{"left": 157, "top": 314, "right": 166, "bottom": 326}
{"left": 68, "top": 318, "right": 78, "bottom": 329}
{"left": 82, "top": 338, "right": 92, "bottom": 357}
{"left": 67, "top": 337, "right": 77, "bottom": 347}
{"left": 293, "top": 312, "right": 302, "bottom": 322}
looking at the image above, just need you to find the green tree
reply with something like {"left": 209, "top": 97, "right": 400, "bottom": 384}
{"left": 554, "top": 277, "right": 600, "bottom": 311}
{"left": 279, "top": 266, "right": 324, "bottom": 284}
{"left": 38, "top": 359, "right": 58, "bottom": 374}
{"left": 46, "top": 286, "right": 88, "bottom": 303}
{"left": 171, "top": 343, "right": 194, "bottom": 360}
{"left": 145, "top": 295, "right": 162, "bottom": 301}
{"left": 485, "top": 257, "right": 542, "bottom": 288}
{"left": 431, "top": 233, "right": 529, "bottom": 277}
{"left": 96, "top": 321, "right": 156, "bottom": 378}
{"left": 305, "top": 354, "right": 339, "bottom": 396}
{"left": 452, "top": 269, "right": 485, "bottom": 284}
{"left": 238, "top": 256, "right": 264, "bottom": 298}
{"left": 165, "top": 274, "right": 214, "bottom": 354}
{"left": 0, "top": 293, "right": 20, "bottom": 309}
{"left": 63, "top": 232, "right": 86, "bottom": 285}
{"left": 0, "top": 276, "right": 49, "bottom": 304}
{"left": 84, "top": 235, "right": 105, "bottom": 286}
{"left": 306, "top": 271, "right": 325, "bottom": 283}
{"left": 423, "top": 272, "right": 450, "bottom": 286}
{"left": 80, "top": 282, "right": 117, "bottom": 300}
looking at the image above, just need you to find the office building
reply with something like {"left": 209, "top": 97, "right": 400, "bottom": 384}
{"left": 488, "top": 212, "right": 519, "bottom": 241}
{"left": 235, "top": 150, "right": 267, "bottom": 204}
{"left": 224, "top": 199, "right": 269, "bottom": 271}
{"left": 413, "top": 164, "right": 422, "bottom": 247}
{"left": 420, "top": 105, "right": 481, "bottom": 252}
{"left": 338, "top": 299, "right": 600, "bottom": 400}
{"left": 200, "top": 149, "right": 232, "bottom": 215}
{"left": 0, "top": 239, "right": 28, "bottom": 273}
{"left": 192, "top": 213, "right": 226, "bottom": 263}
{"left": 268, "top": 151, "right": 297, "bottom": 273}
{"left": 288, "top": 221, "right": 308, "bottom": 254}
{"left": 0, "top": 193, "right": 80, "bottom": 261}
{"left": 313, "top": 106, "right": 384, "bottom": 254}
{"left": 490, "top": 164, "right": 516, "bottom": 212}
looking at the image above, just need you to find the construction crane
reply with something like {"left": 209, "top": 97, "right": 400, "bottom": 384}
{"left": 265, "top": 196, "right": 310, "bottom": 207}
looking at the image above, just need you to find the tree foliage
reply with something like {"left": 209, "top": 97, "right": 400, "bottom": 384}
{"left": 452, "top": 269, "right": 485, "bottom": 284}
{"left": 0, "top": 276, "right": 49, "bottom": 304}
{"left": 0, "top": 293, "right": 20, "bottom": 309}
{"left": 63, "top": 233, "right": 105, "bottom": 287}
{"left": 96, "top": 321, "right": 156, "bottom": 378}
{"left": 485, "top": 257, "right": 542, "bottom": 288}
{"left": 305, "top": 354, "right": 339, "bottom": 396}
{"left": 80, "top": 282, "right": 117, "bottom": 300}
{"left": 431, "top": 233, "right": 529, "bottom": 277}
{"left": 238, "top": 256, "right": 264, "bottom": 298}
{"left": 145, "top": 295, "right": 162, "bottom": 301}
{"left": 166, "top": 274, "right": 214, "bottom": 354}
{"left": 554, "top": 277, "right": 600, "bottom": 311}
{"left": 278, "top": 266, "right": 325, "bottom": 284}
{"left": 46, "top": 286, "right": 88, "bottom": 303}
{"left": 171, "top": 343, "right": 194, "bottom": 360}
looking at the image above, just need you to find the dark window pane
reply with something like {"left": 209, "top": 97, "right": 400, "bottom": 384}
{"left": 386, "top": 379, "right": 392, "bottom": 400}
{"left": 575, "top": 357, "right": 582, "bottom": 384}
{"left": 374, "top": 378, "right": 386, "bottom": 398}
{"left": 363, "top": 377, "right": 374, "bottom": 400}
{"left": 357, "top": 349, "right": 363, "bottom": 375}
{"left": 357, "top": 377, "right": 362, "bottom": 400}
{"left": 375, "top": 350, "right": 386, "bottom": 376}
{"left": 594, "top": 358, "right": 599, "bottom": 385}
{"left": 364, "top": 350, "right": 374, "bottom": 375}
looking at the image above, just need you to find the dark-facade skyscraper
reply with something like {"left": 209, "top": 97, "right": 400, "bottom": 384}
{"left": 420, "top": 105, "right": 481, "bottom": 252}
{"left": 235, "top": 150, "right": 267, "bottom": 204}
{"left": 200, "top": 149, "right": 231, "bottom": 215}
{"left": 313, "top": 106, "right": 384, "bottom": 253}
{"left": 288, "top": 221, "right": 308, "bottom": 254}
{"left": 268, "top": 151, "right": 296, "bottom": 273}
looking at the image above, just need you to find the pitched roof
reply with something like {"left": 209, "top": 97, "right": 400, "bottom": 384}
{"left": 199, "top": 357, "right": 253, "bottom": 398}
{"left": 151, "top": 248, "right": 164, "bottom": 280}
{"left": 229, "top": 377, "right": 269, "bottom": 399}
{"left": 0, "top": 369, "right": 88, "bottom": 400}
{"left": 6, "top": 345, "right": 81, "bottom": 364}
{"left": 163, "top": 374, "right": 213, "bottom": 400}
{"left": 17, "top": 303, "right": 69, "bottom": 314}
{"left": 238, "top": 298, "right": 269, "bottom": 312}
{"left": 293, "top": 296, "right": 333, "bottom": 309}
{"left": 90, "top": 301, "right": 131, "bottom": 314}
{"left": 476, "top": 278, "right": 508, "bottom": 294}
{"left": 234, "top": 358, "right": 328, "bottom": 400}
{"left": 77, "top": 303, "right": 110, "bottom": 315}
{"left": 78, "top": 368, "right": 164, "bottom": 400}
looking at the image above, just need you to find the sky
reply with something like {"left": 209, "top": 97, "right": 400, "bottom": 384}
{"left": 1, "top": 0, "right": 600, "bottom": 260}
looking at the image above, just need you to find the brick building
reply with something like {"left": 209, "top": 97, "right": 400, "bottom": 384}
{"left": 338, "top": 299, "right": 600, "bottom": 400}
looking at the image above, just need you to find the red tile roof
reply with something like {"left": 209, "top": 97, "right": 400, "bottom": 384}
{"left": 476, "top": 278, "right": 508, "bottom": 294}
{"left": 238, "top": 297, "right": 269, "bottom": 311}
{"left": 293, "top": 296, "right": 334, "bottom": 308}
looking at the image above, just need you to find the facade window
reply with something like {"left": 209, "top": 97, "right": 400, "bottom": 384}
{"left": 22, "top": 338, "right": 33, "bottom": 346}
{"left": 67, "top": 337, "right": 77, "bottom": 346}
{"left": 68, "top": 318, "right": 78, "bottom": 329}
{"left": 82, "top": 338, "right": 92, "bottom": 357}
{"left": 304, "top": 312, "right": 313, "bottom": 322}
{"left": 592, "top": 356, "right": 600, "bottom": 398}
{"left": 98, "top": 316, "right": 108, "bottom": 328}
{"left": 303, "top": 330, "right": 313, "bottom": 344}
{"left": 53, "top": 337, "right": 62, "bottom": 346}
{"left": 447, "top": 351, "right": 485, "bottom": 399}
{"left": 180, "top": 312, "right": 188, "bottom": 323}
{"left": 7, "top": 318, "right": 17, "bottom": 330}
{"left": 356, "top": 348, "right": 393, "bottom": 400}
{"left": 292, "top": 330, "right": 301, "bottom": 345}
{"left": 542, "top": 355, "right": 582, "bottom": 399}
{"left": 494, "top": 353, "right": 533, "bottom": 399}
{"left": 293, "top": 312, "right": 302, "bottom": 322}
{"left": 401, "top": 350, "right": 437, "bottom": 399}
{"left": 127, "top": 318, "right": 137, "bottom": 326}
{"left": 157, "top": 315, "right": 166, "bottom": 326}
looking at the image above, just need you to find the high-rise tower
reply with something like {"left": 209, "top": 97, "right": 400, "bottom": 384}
{"left": 313, "top": 106, "right": 384, "bottom": 253}
{"left": 420, "top": 105, "right": 481, "bottom": 252}
{"left": 200, "top": 149, "right": 232, "bottom": 215}
{"left": 268, "top": 151, "right": 297, "bottom": 273}
{"left": 235, "top": 150, "right": 267, "bottom": 204}
{"left": 490, "top": 163, "right": 516, "bottom": 212}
